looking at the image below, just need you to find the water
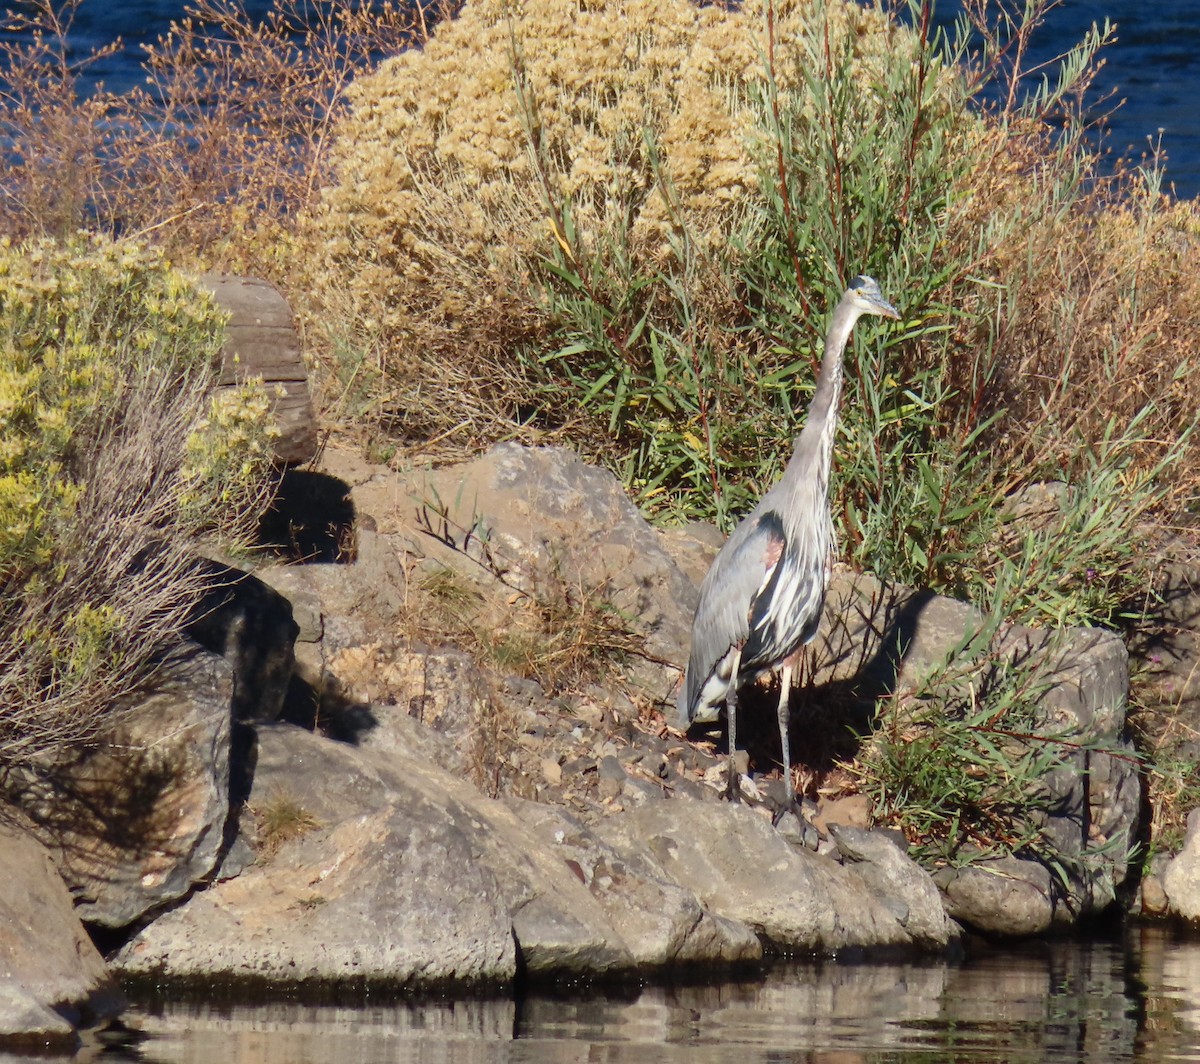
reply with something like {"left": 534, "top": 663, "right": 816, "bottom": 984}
{"left": 12, "top": 1, "right": 1200, "bottom": 199}
{"left": 79, "top": 928, "right": 1200, "bottom": 1063}
{"left": 930, "top": 1, "right": 1200, "bottom": 198}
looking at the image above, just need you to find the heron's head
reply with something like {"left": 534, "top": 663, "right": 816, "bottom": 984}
{"left": 845, "top": 275, "right": 900, "bottom": 320}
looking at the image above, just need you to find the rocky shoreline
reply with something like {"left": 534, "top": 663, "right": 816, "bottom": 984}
{"left": 4, "top": 440, "right": 1200, "bottom": 1052}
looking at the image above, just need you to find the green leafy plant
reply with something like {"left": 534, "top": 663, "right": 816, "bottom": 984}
{"left": 852, "top": 620, "right": 1135, "bottom": 876}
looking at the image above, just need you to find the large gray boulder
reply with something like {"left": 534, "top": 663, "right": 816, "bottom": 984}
{"left": 24, "top": 642, "right": 233, "bottom": 929}
{"left": 594, "top": 801, "right": 957, "bottom": 954}
{"left": 119, "top": 724, "right": 757, "bottom": 984}
{"left": 389, "top": 443, "right": 697, "bottom": 697}
{"left": 510, "top": 800, "right": 762, "bottom": 968}
{"left": 114, "top": 725, "right": 517, "bottom": 986}
{"left": 1163, "top": 809, "right": 1200, "bottom": 922}
{"left": 828, "top": 825, "right": 955, "bottom": 950}
{"left": 0, "top": 821, "right": 123, "bottom": 1051}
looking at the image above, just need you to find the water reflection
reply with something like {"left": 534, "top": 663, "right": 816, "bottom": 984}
{"left": 106, "top": 928, "right": 1200, "bottom": 1063}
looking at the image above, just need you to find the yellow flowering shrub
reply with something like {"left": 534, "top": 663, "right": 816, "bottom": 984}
{"left": 181, "top": 381, "right": 281, "bottom": 537}
{"left": 0, "top": 235, "right": 277, "bottom": 768}
{"left": 304, "top": 0, "right": 897, "bottom": 444}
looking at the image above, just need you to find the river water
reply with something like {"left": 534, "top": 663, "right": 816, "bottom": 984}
{"left": 18, "top": 0, "right": 1200, "bottom": 199}
{"left": 80, "top": 926, "right": 1200, "bottom": 1063}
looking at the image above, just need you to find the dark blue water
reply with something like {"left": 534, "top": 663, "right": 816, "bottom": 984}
{"left": 8, "top": 0, "right": 1200, "bottom": 198}
{"left": 930, "top": 1, "right": 1200, "bottom": 198}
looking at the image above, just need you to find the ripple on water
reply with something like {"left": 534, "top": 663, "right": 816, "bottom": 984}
{"left": 109, "top": 929, "right": 1200, "bottom": 1064}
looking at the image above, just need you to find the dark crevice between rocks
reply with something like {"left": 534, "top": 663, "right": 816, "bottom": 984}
{"left": 277, "top": 667, "right": 382, "bottom": 746}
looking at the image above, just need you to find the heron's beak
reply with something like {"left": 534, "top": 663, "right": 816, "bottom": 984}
{"left": 876, "top": 299, "right": 901, "bottom": 320}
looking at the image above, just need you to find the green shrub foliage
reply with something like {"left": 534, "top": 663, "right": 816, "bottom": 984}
{"left": 0, "top": 235, "right": 275, "bottom": 770}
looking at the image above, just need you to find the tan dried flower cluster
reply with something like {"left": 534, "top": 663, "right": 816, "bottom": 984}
{"left": 307, "top": 0, "right": 892, "bottom": 342}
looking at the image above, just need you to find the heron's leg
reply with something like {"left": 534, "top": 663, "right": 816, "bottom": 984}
{"left": 771, "top": 652, "right": 808, "bottom": 832}
{"left": 724, "top": 646, "right": 742, "bottom": 803}
{"left": 776, "top": 659, "right": 794, "bottom": 807}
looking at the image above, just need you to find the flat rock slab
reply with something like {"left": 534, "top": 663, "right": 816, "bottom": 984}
{"left": 115, "top": 802, "right": 516, "bottom": 987}
{"left": 114, "top": 724, "right": 759, "bottom": 986}
{"left": 113, "top": 726, "right": 516, "bottom": 988}
{"left": 510, "top": 801, "right": 762, "bottom": 969}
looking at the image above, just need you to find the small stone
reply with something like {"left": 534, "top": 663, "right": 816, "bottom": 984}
{"left": 1141, "top": 873, "right": 1170, "bottom": 916}
{"left": 541, "top": 758, "right": 563, "bottom": 786}
{"left": 813, "top": 794, "right": 873, "bottom": 834}
{"left": 563, "top": 756, "right": 597, "bottom": 777}
{"left": 597, "top": 756, "right": 626, "bottom": 781}
{"left": 622, "top": 777, "right": 663, "bottom": 804}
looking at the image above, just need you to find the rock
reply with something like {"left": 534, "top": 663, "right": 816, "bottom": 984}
{"left": 828, "top": 826, "right": 957, "bottom": 949}
{"left": 114, "top": 723, "right": 776, "bottom": 985}
{"left": 0, "top": 985, "right": 76, "bottom": 1053}
{"left": 934, "top": 857, "right": 1055, "bottom": 937}
{"left": 322, "top": 644, "right": 492, "bottom": 762}
{"left": 114, "top": 725, "right": 517, "bottom": 987}
{"left": 0, "top": 820, "right": 123, "bottom": 1050}
{"left": 998, "top": 481, "right": 1071, "bottom": 530}
{"left": 1163, "top": 809, "right": 1200, "bottom": 922}
{"left": 116, "top": 804, "right": 516, "bottom": 987}
{"left": 396, "top": 443, "right": 698, "bottom": 696}
{"left": 594, "top": 800, "right": 955, "bottom": 954}
{"left": 813, "top": 794, "right": 873, "bottom": 834}
{"left": 511, "top": 801, "right": 761, "bottom": 969}
{"left": 22, "top": 642, "right": 233, "bottom": 929}
{"left": 1140, "top": 870, "right": 1170, "bottom": 917}
{"left": 255, "top": 565, "right": 323, "bottom": 643}
{"left": 198, "top": 272, "right": 318, "bottom": 466}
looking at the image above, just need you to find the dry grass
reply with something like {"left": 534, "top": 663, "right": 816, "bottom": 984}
{"left": 408, "top": 560, "right": 639, "bottom": 697}
{"left": 942, "top": 130, "right": 1200, "bottom": 503}
{"left": 251, "top": 788, "right": 322, "bottom": 858}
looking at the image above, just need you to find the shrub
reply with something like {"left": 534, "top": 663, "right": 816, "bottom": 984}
{"left": 0, "top": 0, "right": 449, "bottom": 276}
{"left": 305, "top": 0, "right": 902, "bottom": 458}
{"left": 0, "top": 235, "right": 274, "bottom": 771}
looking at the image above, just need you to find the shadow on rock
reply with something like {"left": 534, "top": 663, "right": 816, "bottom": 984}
{"left": 258, "top": 468, "right": 356, "bottom": 564}
{"left": 687, "top": 580, "right": 936, "bottom": 782}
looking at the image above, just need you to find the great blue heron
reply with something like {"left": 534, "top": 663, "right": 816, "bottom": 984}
{"left": 678, "top": 274, "right": 899, "bottom": 811}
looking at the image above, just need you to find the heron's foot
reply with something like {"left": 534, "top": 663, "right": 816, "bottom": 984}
{"left": 771, "top": 792, "right": 819, "bottom": 850}
{"left": 723, "top": 749, "right": 750, "bottom": 803}
{"left": 724, "top": 758, "right": 742, "bottom": 803}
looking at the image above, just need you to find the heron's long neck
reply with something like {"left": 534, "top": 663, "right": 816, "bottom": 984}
{"left": 791, "top": 299, "right": 859, "bottom": 483}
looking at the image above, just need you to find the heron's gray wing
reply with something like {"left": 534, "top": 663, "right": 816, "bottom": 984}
{"left": 743, "top": 505, "right": 830, "bottom": 669}
{"left": 680, "top": 509, "right": 786, "bottom": 718}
